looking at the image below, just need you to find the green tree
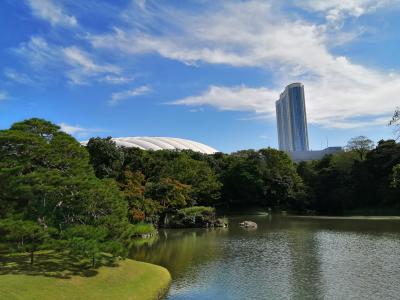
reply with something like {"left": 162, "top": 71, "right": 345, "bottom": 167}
{"left": 345, "top": 136, "right": 374, "bottom": 160}
{"left": 160, "top": 154, "right": 222, "bottom": 206}
{"left": 145, "top": 178, "right": 191, "bottom": 209}
{"left": 0, "top": 119, "right": 128, "bottom": 233}
{"left": 391, "top": 164, "right": 400, "bottom": 188}
{"left": 389, "top": 107, "right": 400, "bottom": 139}
{"left": 352, "top": 140, "right": 400, "bottom": 208}
{"left": 221, "top": 148, "right": 303, "bottom": 209}
{"left": 62, "top": 225, "right": 126, "bottom": 268}
{"left": 119, "top": 170, "right": 162, "bottom": 223}
{"left": 0, "top": 219, "right": 54, "bottom": 264}
{"left": 86, "top": 137, "right": 124, "bottom": 179}
{"left": 221, "top": 153, "right": 264, "bottom": 206}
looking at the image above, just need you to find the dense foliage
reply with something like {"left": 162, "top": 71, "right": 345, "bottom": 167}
{"left": 297, "top": 139, "right": 400, "bottom": 214}
{"left": 87, "top": 137, "right": 223, "bottom": 224}
{"left": 0, "top": 119, "right": 132, "bottom": 265}
{"left": 1, "top": 117, "right": 400, "bottom": 264}
{"left": 86, "top": 137, "right": 304, "bottom": 215}
{"left": 85, "top": 130, "right": 400, "bottom": 216}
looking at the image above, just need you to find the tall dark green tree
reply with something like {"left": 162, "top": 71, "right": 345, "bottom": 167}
{"left": 86, "top": 137, "right": 124, "bottom": 179}
{"left": 0, "top": 119, "right": 128, "bottom": 232}
{"left": 221, "top": 148, "right": 304, "bottom": 209}
{"left": 352, "top": 140, "right": 400, "bottom": 209}
{"left": 62, "top": 225, "right": 126, "bottom": 268}
{"left": 159, "top": 154, "right": 222, "bottom": 206}
{"left": 0, "top": 218, "right": 55, "bottom": 264}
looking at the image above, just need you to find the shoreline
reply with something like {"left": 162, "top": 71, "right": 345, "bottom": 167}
{"left": 0, "top": 252, "right": 171, "bottom": 300}
{"left": 287, "top": 215, "right": 400, "bottom": 220}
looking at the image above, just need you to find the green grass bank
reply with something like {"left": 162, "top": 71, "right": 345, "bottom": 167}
{"left": 0, "top": 252, "right": 171, "bottom": 300}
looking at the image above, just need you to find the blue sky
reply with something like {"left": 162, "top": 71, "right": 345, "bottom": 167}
{"left": 1, "top": 0, "right": 400, "bottom": 152}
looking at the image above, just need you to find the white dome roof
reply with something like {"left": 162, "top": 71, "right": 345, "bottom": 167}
{"left": 85, "top": 137, "right": 218, "bottom": 154}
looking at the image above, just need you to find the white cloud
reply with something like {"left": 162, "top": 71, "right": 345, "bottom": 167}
{"left": 108, "top": 85, "right": 151, "bottom": 106}
{"left": 259, "top": 135, "right": 270, "bottom": 140}
{"left": 63, "top": 46, "right": 120, "bottom": 85}
{"left": 293, "top": 0, "right": 396, "bottom": 22}
{"left": 63, "top": 47, "right": 119, "bottom": 74}
{"left": 98, "top": 75, "right": 136, "bottom": 85}
{"left": 0, "top": 91, "right": 8, "bottom": 101}
{"left": 11, "top": 1, "right": 400, "bottom": 129}
{"left": 14, "top": 36, "right": 60, "bottom": 69}
{"left": 58, "top": 122, "right": 104, "bottom": 137}
{"left": 172, "top": 85, "right": 278, "bottom": 117}
{"left": 27, "top": 0, "right": 77, "bottom": 27}
{"left": 174, "top": 80, "right": 400, "bottom": 129}
{"left": 14, "top": 37, "right": 121, "bottom": 85}
{"left": 4, "top": 69, "right": 34, "bottom": 85}
{"left": 90, "top": 1, "right": 400, "bottom": 129}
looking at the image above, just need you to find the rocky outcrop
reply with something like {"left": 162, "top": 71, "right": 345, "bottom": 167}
{"left": 239, "top": 221, "right": 257, "bottom": 228}
{"left": 215, "top": 218, "right": 228, "bottom": 228}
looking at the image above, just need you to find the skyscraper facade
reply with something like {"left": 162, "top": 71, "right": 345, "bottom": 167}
{"left": 275, "top": 83, "right": 309, "bottom": 152}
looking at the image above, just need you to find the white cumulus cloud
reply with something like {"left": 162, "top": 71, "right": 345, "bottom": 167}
{"left": 90, "top": 1, "right": 400, "bottom": 129}
{"left": 172, "top": 85, "right": 278, "bottom": 117}
{"left": 108, "top": 86, "right": 152, "bottom": 106}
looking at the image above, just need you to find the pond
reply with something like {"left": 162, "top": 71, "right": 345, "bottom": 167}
{"left": 130, "top": 215, "right": 400, "bottom": 300}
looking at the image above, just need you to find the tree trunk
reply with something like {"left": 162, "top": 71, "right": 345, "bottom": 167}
{"left": 92, "top": 255, "right": 95, "bottom": 268}
{"left": 30, "top": 251, "right": 34, "bottom": 265}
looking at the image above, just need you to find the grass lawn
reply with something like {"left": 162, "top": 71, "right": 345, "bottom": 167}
{"left": 0, "top": 251, "right": 171, "bottom": 300}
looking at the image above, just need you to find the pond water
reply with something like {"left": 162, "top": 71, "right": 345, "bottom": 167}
{"left": 130, "top": 215, "right": 400, "bottom": 300}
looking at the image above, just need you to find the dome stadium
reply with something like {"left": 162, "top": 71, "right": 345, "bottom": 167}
{"left": 85, "top": 137, "right": 218, "bottom": 154}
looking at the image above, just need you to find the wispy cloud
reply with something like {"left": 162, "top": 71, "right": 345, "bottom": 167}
{"left": 98, "top": 75, "right": 136, "bottom": 85}
{"left": 108, "top": 85, "right": 151, "bottom": 106}
{"left": 4, "top": 69, "right": 34, "bottom": 85}
{"left": 0, "top": 90, "right": 9, "bottom": 101}
{"left": 8, "top": 0, "right": 400, "bottom": 130}
{"left": 14, "top": 37, "right": 121, "bottom": 85}
{"left": 14, "top": 36, "right": 60, "bottom": 69}
{"left": 26, "top": 0, "right": 77, "bottom": 27}
{"left": 293, "top": 0, "right": 397, "bottom": 23}
{"left": 259, "top": 135, "right": 270, "bottom": 140}
{"left": 90, "top": 0, "right": 400, "bottom": 129}
{"left": 63, "top": 46, "right": 120, "bottom": 85}
{"left": 58, "top": 122, "right": 105, "bottom": 138}
{"left": 63, "top": 47, "right": 119, "bottom": 74}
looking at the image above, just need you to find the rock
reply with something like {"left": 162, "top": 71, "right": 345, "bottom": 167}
{"left": 215, "top": 218, "right": 228, "bottom": 228}
{"left": 239, "top": 221, "right": 257, "bottom": 228}
{"left": 133, "top": 232, "right": 156, "bottom": 238}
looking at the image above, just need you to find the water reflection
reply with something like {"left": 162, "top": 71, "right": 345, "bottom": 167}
{"left": 131, "top": 228, "right": 228, "bottom": 280}
{"left": 286, "top": 226, "right": 324, "bottom": 299}
{"left": 130, "top": 215, "right": 400, "bottom": 300}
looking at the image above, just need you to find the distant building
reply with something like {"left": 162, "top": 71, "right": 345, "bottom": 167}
{"left": 276, "top": 83, "right": 309, "bottom": 152}
{"left": 82, "top": 137, "right": 217, "bottom": 154}
{"left": 288, "top": 147, "right": 343, "bottom": 162}
{"left": 275, "top": 83, "right": 342, "bottom": 161}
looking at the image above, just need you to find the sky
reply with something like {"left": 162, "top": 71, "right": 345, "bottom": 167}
{"left": 1, "top": 0, "right": 400, "bottom": 152}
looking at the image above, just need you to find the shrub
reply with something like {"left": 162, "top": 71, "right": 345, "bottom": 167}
{"left": 130, "top": 208, "right": 145, "bottom": 223}
{"left": 169, "top": 206, "right": 216, "bottom": 228}
{"left": 131, "top": 223, "right": 157, "bottom": 236}
{"left": 178, "top": 206, "right": 215, "bottom": 216}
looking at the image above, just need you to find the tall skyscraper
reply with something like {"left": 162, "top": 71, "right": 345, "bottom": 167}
{"left": 276, "top": 83, "right": 309, "bottom": 152}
